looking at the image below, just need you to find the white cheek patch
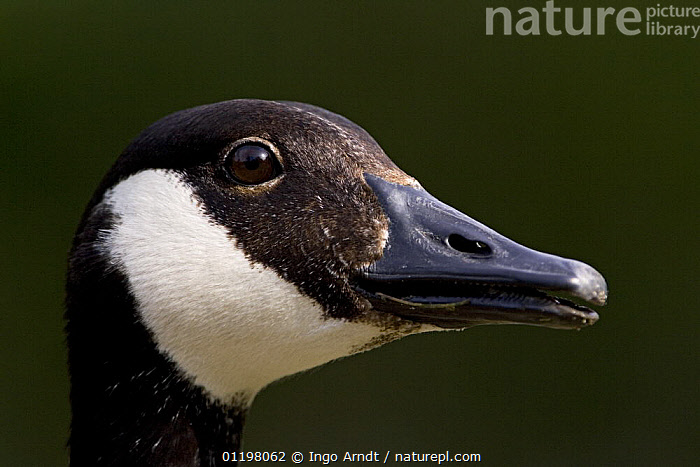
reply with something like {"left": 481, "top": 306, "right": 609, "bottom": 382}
{"left": 100, "top": 169, "right": 387, "bottom": 401}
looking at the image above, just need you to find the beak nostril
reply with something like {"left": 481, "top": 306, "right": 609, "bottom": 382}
{"left": 447, "top": 234, "right": 492, "bottom": 255}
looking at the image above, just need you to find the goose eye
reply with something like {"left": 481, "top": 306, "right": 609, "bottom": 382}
{"left": 225, "top": 143, "right": 281, "bottom": 185}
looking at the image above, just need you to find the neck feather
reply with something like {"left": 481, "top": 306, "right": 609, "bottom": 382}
{"left": 67, "top": 209, "right": 247, "bottom": 466}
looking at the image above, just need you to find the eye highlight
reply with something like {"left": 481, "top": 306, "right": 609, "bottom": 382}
{"left": 224, "top": 142, "right": 282, "bottom": 185}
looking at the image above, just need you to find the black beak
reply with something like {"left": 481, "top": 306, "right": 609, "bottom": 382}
{"left": 355, "top": 174, "right": 607, "bottom": 330}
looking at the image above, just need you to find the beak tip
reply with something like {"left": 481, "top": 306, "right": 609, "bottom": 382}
{"left": 589, "top": 290, "right": 608, "bottom": 306}
{"left": 570, "top": 261, "right": 608, "bottom": 306}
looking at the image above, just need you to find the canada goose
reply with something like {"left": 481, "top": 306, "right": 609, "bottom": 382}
{"left": 66, "top": 99, "right": 607, "bottom": 466}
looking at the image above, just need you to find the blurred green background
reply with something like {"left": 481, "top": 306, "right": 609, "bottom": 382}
{"left": 2, "top": 1, "right": 698, "bottom": 465}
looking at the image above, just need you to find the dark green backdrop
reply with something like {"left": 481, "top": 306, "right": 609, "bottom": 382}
{"left": 3, "top": 1, "right": 697, "bottom": 465}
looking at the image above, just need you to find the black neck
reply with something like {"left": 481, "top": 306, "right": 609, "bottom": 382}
{"left": 68, "top": 362, "right": 247, "bottom": 466}
{"left": 67, "top": 207, "right": 246, "bottom": 466}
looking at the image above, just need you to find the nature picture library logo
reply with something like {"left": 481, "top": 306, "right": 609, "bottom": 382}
{"left": 486, "top": 1, "right": 700, "bottom": 38}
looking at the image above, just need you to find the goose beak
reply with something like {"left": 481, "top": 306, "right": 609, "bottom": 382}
{"left": 355, "top": 174, "right": 607, "bottom": 330}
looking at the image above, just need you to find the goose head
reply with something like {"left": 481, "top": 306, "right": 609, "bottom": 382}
{"left": 66, "top": 99, "right": 606, "bottom": 464}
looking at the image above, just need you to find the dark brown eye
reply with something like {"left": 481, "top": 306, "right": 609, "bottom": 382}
{"left": 224, "top": 143, "right": 281, "bottom": 185}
